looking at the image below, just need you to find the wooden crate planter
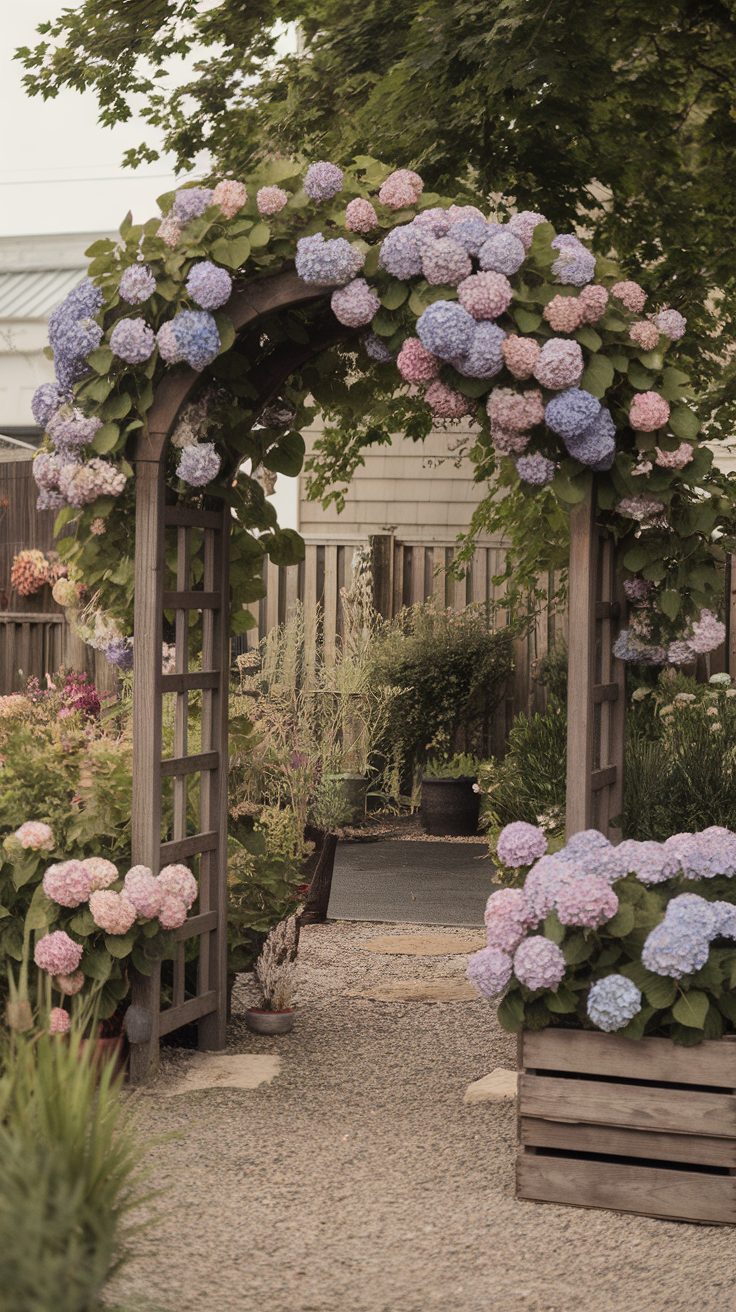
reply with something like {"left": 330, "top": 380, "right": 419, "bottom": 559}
{"left": 517, "top": 1028, "right": 736, "bottom": 1225}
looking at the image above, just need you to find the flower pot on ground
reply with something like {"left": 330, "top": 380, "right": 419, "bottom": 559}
{"left": 245, "top": 915, "right": 298, "bottom": 1036}
{"left": 420, "top": 754, "right": 481, "bottom": 837}
{"left": 324, "top": 772, "right": 368, "bottom": 825}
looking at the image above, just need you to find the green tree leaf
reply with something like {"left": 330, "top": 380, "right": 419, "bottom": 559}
{"left": 672, "top": 989, "right": 709, "bottom": 1030}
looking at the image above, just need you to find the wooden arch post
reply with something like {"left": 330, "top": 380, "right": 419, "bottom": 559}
{"left": 125, "top": 271, "right": 348, "bottom": 1082}
{"left": 565, "top": 482, "right": 626, "bottom": 841}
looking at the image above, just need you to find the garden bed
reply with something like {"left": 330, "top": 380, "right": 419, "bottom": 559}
{"left": 517, "top": 1028, "right": 736, "bottom": 1225}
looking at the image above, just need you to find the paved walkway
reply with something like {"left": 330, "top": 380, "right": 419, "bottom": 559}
{"left": 116, "top": 922, "right": 735, "bottom": 1312}
{"left": 328, "top": 839, "right": 493, "bottom": 925}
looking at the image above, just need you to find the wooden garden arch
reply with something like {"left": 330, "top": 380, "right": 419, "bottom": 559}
{"left": 122, "top": 269, "right": 626, "bottom": 1081}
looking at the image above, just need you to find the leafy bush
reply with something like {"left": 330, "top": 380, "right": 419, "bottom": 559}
{"left": 423, "top": 752, "right": 480, "bottom": 780}
{"left": 478, "top": 699, "right": 567, "bottom": 835}
{"left": 0, "top": 1022, "right": 149, "bottom": 1310}
{"left": 368, "top": 602, "right": 513, "bottom": 782}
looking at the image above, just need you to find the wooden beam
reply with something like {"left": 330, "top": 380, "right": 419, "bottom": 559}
{"left": 565, "top": 486, "right": 596, "bottom": 837}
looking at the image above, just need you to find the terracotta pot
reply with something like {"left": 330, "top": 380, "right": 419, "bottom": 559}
{"left": 245, "top": 1007, "right": 294, "bottom": 1035}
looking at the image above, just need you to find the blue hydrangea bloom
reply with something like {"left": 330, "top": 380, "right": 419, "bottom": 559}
{"left": 177, "top": 442, "right": 222, "bottom": 487}
{"left": 562, "top": 829, "right": 611, "bottom": 857}
{"left": 545, "top": 388, "right": 601, "bottom": 440}
{"left": 362, "top": 333, "right": 393, "bottom": 363}
{"left": 613, "top": 630, "right": 667, "bottom": 664}
{"left": 119, "top": 264, "right": 156, "bottom": 304}
{"left": 109, "top": 317, "right": 156, "bottom": 364}
{"left": 295, "top": 233, "right": 364, "bottom": 286}
{"left": 172, "top": 188, "right": 214, "bottom": 222}
{"left": 48, "top": 279, "right": 104, "bottom": 390}
{"left": 304, "top": 161, "right": 344, "bottom": 202}
{"left": 31, "top": 383, "right": 64, "bottom": 429}
{"left": 552, "top": 235, "right": 596, "bottom": 287}
{"left": 564, "top": 407, "right": 616, "bottom": 468}
{"left": 515, "top": 453, "right": 556, "bottom": 486}
{"left": 641, "top": 921, "right": 710, "bottom": 979}
{"left": 665, "top": 893, "right": 718, "bottom": 938}
{"left": 478, "top": 227, "right": 526, "bottom": 275}
{"left": 105, "top": 637, "right": 134, "bottom": 671}
{"left": 711, "top": 900, "right": 736, "bottom": 939}
{"left": 451, "top": 216, "right": 492, "bottom": 256}
{"left": 157, "top": 310, "right": 221, "bottom": 371}
{"left": 416, "top": 301, "right": 476, "bottom": 361}
{"left": 454, "top": 322, "right": 506, "bottom": 378}
{"left": 379, "top": 225, "right": 424, "bottom": 280}
{"left": 587, "top": 975, "right": 642, "bottom": 1032}
{"left": 186, "top": 260, "right": 233, "bottom": 309}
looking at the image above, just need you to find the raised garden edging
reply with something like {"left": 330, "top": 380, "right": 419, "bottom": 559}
{"left": 517, "top": 1027, "right": 736, "bottom": 1225}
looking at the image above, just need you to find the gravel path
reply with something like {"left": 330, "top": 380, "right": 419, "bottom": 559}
{"left": 115, "top": 922, "right": 736, "bottom": 1312}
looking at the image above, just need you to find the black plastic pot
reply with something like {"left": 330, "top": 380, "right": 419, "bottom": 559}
{"left": 420, "top": 776, "right": 480, "bottom": 837}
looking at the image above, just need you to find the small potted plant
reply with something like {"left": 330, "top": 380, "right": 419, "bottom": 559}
{"left": 245, "top": 915, "right": 299, "bottom": 1035}
{"left": 420, "top": 752, "right": 482, "bottom": 837}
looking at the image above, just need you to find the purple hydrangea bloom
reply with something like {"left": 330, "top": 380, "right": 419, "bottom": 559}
{"left": 171, "top": 188, "right": 214, "bottom": 222}
{"left": 555, "top": 874, "right": 618, "bottom": 928}
{"left": 641, "top": 920, "right": 710, "bottom": 979}
{"left": 497, "top": 821, "right": 547, "bottom": 868}
{"left": 330, "top": 278, "right": 381, "bottom": 327}
{"left": 109, "top": 317, "right": 156, "bottom": 364}
{"left": 579, "top": 844, "right": 630, "bottom": 884}
{"left": 564, "top": 407, "right": 616, "bottom": 469}
{"left": 379, "top": 225, "right": 424, "bottom": 280}
{"left": 48, "top": 284, "right": 104, "bottom": 389}
{"left": 304, "top": 161, "right": 344, "bottom": 201}
{"left": 119, "top": 264, "right": 156, "bottom": 304}
{"left": 545, "top": 388, "right": 601, "bottom": 440}
{"left": 478, "top": 227, "right": 526, "bottom": 276}
{"left": 451, "top": 216, "right": 492, "bottom": 255}
{"left": 587, "top": 975, "right": 642, "bottom": 1032}
{"left": 513, "top": 936, "right": 566, "bottom": 991}
{"left": 156, "top": 310, "right": 221, "bottom": 370}
{"left": 295, "top": 233, "right": 364, "bottom": 286}
{"left": 466, "top": 946, "right": 512, "bottom": 1000}
{"left": 421, "top": 238, "right": 472, "bottom": 286}
{"left": 105, "top": 637, "right": 134, "bottom": 671}
{"left": 665, "top": 830, "right": 736, "bottom": 880}
{"left": 616, "top": 839, "right": 679, "bottom": 884}
{"left": 412, "top": 208, "right": 453, "bottom": 238}
{"left": 515, "top": 453, "right": 556, "bottom": 486}
{"left": 613, "top": 630, "right": 667, "bottom": 664}
{"left": 186, "top": 261, "right": 233, "bottom": 310}
{"left": 666, "top": 894, "right": 718, "bottom": 939}
{"left": 523, "top": 855, "right": 579, "bottom": 922}
{"left": 508, "top": 211, "right": 548, "bottom": 250}
{"left": 177, "top": 442, "right": 221, "bottom": 487}
{"left": 667, "top": 640, "right": 696, "bottom": 666}
{"left": 711, "top": 900, "right": 736, "bottom": 938}
{"left": 36, "top": 488, "right": 66, "bottom": 510}
{"left": 624, "top": 577, "right": 654, "bottom": 604}
{"left": 32, "top": 451, "right": 68, "bottom": 497}
{"left": 57, "top": 458, "right": 127, "bottom": 507}
{"left": 416, "top": 301, "right": 476, "bottom": 361}
{"left": 551, "top": 234, "right": 596, "bottom": 287}
{"left": 31, "top": 383, "right": 64, "bottom": 429}
{"left": 47, "top": 406, "right": 102, "bottom": 452}
{"left": 454, "top": 322, "right": 506, "bottom": 378}
{"left": 563, "top": 829, "right": 611, "bottom": 857}
{"left": 362, "top": 333, "right": 393, "bottom": 363}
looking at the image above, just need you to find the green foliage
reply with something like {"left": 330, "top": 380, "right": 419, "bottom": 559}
{"left": 479, "top": 698, "right": 567, "bottom": 836}
{"left": 0, "top": 1023, "right": 150, "bottom": 1311}
{"left": 422, "top": 752, "right": 480, "bottom": 780}
{"left": 368, "top": 602, "right": 513, "bottom": 780}
{"left": 227, "top": 832, "right": 301, "bottom": 977}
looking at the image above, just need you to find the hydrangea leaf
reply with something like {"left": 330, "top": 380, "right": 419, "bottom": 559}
{"left": 105, "top": 932, "right": 137, "bottom": 958}
{"left": 669, "top": 404, "right": 700, "bottom": 440}
{"left": 497, "top": 991, "right": 524, "bottom": 1032}
{"left": 604, "top": 904, "right": 635, "bottom": 937}
{"left": 87, "top": 347, "right": 114, "bottom": 374}
{"left": 512, "top": 307, "right": 542, "bottom": 333}
{"left": 627, "top": 362, "right": 655, "bottom": 390}
{"left": 574, "top": 326, "right": 602, "bottom": 351}
{"left": 659, "top": 589, "right": 680, "bottom": 620}
{"left": 249, "top": 222, "right": 271, "bottom": 249}
{"left": 580, "top": 354, "right": 614, "bottom": 398}
{"left": 672, "top": 989, "right": 709, "bottom": 1030}
{"left": 380, "top": 280, "right": 409, "bottom": 310}
{"left": 562, "top": 933, "right": 594, "bottom": 966}
{"left": 24, "top": 885, "right": 53, "bottom": 932}
{"left": 81, "top": 946, "right": 113, "bottom": 982}
{"left": 92, "top": 423, "right": 120, "bottom": 455}
{"left": 262, "top": 431, "right": 306, "bottom": 477}
{"left": 546, "top": 984, "right": 577, "bottom": 1013}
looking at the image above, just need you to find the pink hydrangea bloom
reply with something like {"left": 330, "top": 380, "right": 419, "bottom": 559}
{"left": 523, "top": 855, "right": 579, "bottom": 922}
{"left": 345, "top": 198, "right": 378, "bottom": 233}
{"left": 158, "top": 864, "right": 198, "bottom": 909}
{"left": 457, "top": 271, "right": 512, "bottom": 320}
{"left": 497, "top": 821, "right": 547, "bottom": 868}
{"left": 13, "top": 821, "right": 54, "bottom": 851}
{"left": 157, "top": 214, "right": 182, "bottom": 248}
{"left": 555, "top": 874, "right": 619, "bottom": 928}
{"left": 43, "top": 861, "right": 91, "bottom": 909}
{"left": 330, "top": 278, "right": 381, "bottom": 328}
{"left": 487, "top": 388, "right": 544, "bottom": 432}
{"left": 655, "top": 443, "right": 693, "bottom": 470}
{"left": 424, "top": 381, "right": 473, "bottom": 420}
{"left": 611, "top": 280, "right": 647, "bottom": 313}
{"left": 616, "top": 494, "right": 665, "bottom": 522}
{"left": 651, "top": 308, "right": 686, "bottom": 341}
{"left": 513, "top": 936, "right": 566, "bottom": 990}
{"left": 484, "top": 887, "right": 531, "bottom": 951}
{"left": 212, "top": 179, "right": 247, "bottom": 218}
{"left": 543, "top": 295, "right": 582, "bottom": 333}
{"left": 422, "top": 238, "right": 472, "bottom": 286}
{"left": 629, "top": 391, "right": 670, "bottom": 432}
{"left": 81, "top": 857, "right": 118, "bottom": 891}
{"left": 397, "top": 337, "right": 440, "bottom": 383}
{"left": 256, "top": 186, "right": 288, "bottom": 216}
{"left": 578, "top": 284, "right": 609, "bottom": 324}
{"left": 89, "top": 889, "right": 137, "bottom": 935}
{"left": 629, "top": 320, "right": 660, "bottom": 350}
{"left": 492, "top": 427, "right": 530, "bottom": 455}
{"left": 49, "top": 1007, "right": 71, "bottom": 1035}
{"left": 158, "top": 892, "right": 188, "bottom": 930}
{"left": 55, "top": 970, "right": 85, "bottom": 996}
{"left": 378, "top": 169, "right": 423, "bottom": 208}
{"left": 466, "top": 946, "right": 512, "bottom": 999}
{"left": 689, "top": 610, "right": 726, "bottom": 655}
{"left": 533, "top": 339, "right": 584, "bottom": 390}
{"left": 34, "top": 931, "right": 83, "bottom": 976}
{"left": 502, "top": 335, "right": 540, "bottom": 380}
{"left": 123, "top": 865, "right": 162, "bottom": 918}
{"left": 507, "top": 210, "right": 547, "bottom": 250}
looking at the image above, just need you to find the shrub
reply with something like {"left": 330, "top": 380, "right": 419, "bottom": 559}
{"left": 368, "top": 602, "right": 513, "bottom": 782}
{"left": 478, "top": 698, "right": 567, "bottom": 834}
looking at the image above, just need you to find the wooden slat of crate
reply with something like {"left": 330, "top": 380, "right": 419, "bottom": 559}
{"left": 522, "top": 1028, "right": 736, "bottom": 1088}
{"left": 520, "top": 1073, "right": 736, "bottom": 1138}
{"left": 517, "top": 1154, "right": 736, "bottom": 1225}
{"left": 520, "top": 1117, "right": 736, "bottom": 1169}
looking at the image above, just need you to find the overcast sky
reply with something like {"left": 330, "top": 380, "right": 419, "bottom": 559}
{"left": 1, "top": 2, "right": 185, "bottom": 237}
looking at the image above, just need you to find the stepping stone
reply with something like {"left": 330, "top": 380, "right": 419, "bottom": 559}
{"left": 348, "top": 977, "right": 479, "bottom": 1003}
{"left": 464, "top": 1068, "right": 518, "bottom": 1104}
{"left": 360, "top": 932, "right": 484, "bottom": 957}
{"left": 162, "top": 1053, "right": 281, "bottom": 1096}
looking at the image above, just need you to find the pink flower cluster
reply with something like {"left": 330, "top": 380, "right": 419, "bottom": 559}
{"left": 611, "top": 280, "right": 647, "bottom": 313}
{"left": 513, "top": 936, "right": 566, "bottom": 990}
{"left": 457, "top": 271, "right": 512, "bottom": 320}
{"left": 212, "top": 179, "right": 247, "bottom": 217}
{"left": 330, "top": 278, "right": 381, "bottom": 328}
{"left": 629, "top": 320, "right": 660, "bottom": 350}
{"left": 378, "top": 169, "right": 423, "bottom": 209}
{"left": 345, "top": 198, "right": 378, "bottom": 233}
{"left": 397, "top": 338, "right": 440, "bottom": 383}
{"left": 34, "top": 930, "right": 83, "bottom": 976}
{"left": 89, "top": 889, "right": 137, "bottom": 935}
{"left": 533, "top": 339, "right": 584, "bottom": 390}
{"left": 484, "top": 887, "right": 533, "bottom": 952}
{"left": 424, "top": 381, "right": 472, "bottom": 420}
{"left": 655, "top": 443, "right": 693, "bottom": 470}
{"left": 578, "top": 284, "right": 608, "bottom": 324}
{"left": 555, "top": 874, "right": 619, "bottom": 929}
{"left": 629, "top": 391, "right": 670, "bottom": 432}
{"left": 487, "top": 388, "right": 544, "bottom": 432}
{"left": 256, "top": 186, "right": 288, "bottom": 216}
{"left": 502, "top": 335, "right": 539, "bottom": 380}
{"left": 496, "top": 821, "right": 547, "bottom": 868}
{"left": 43, "top": 861, "right": 92, "bottom": 908}
{"left": 543, "top": 295, "right": 582, "bottom": 334}
{"left": 13, "top": 821, "right": 54, "bottom": 851}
